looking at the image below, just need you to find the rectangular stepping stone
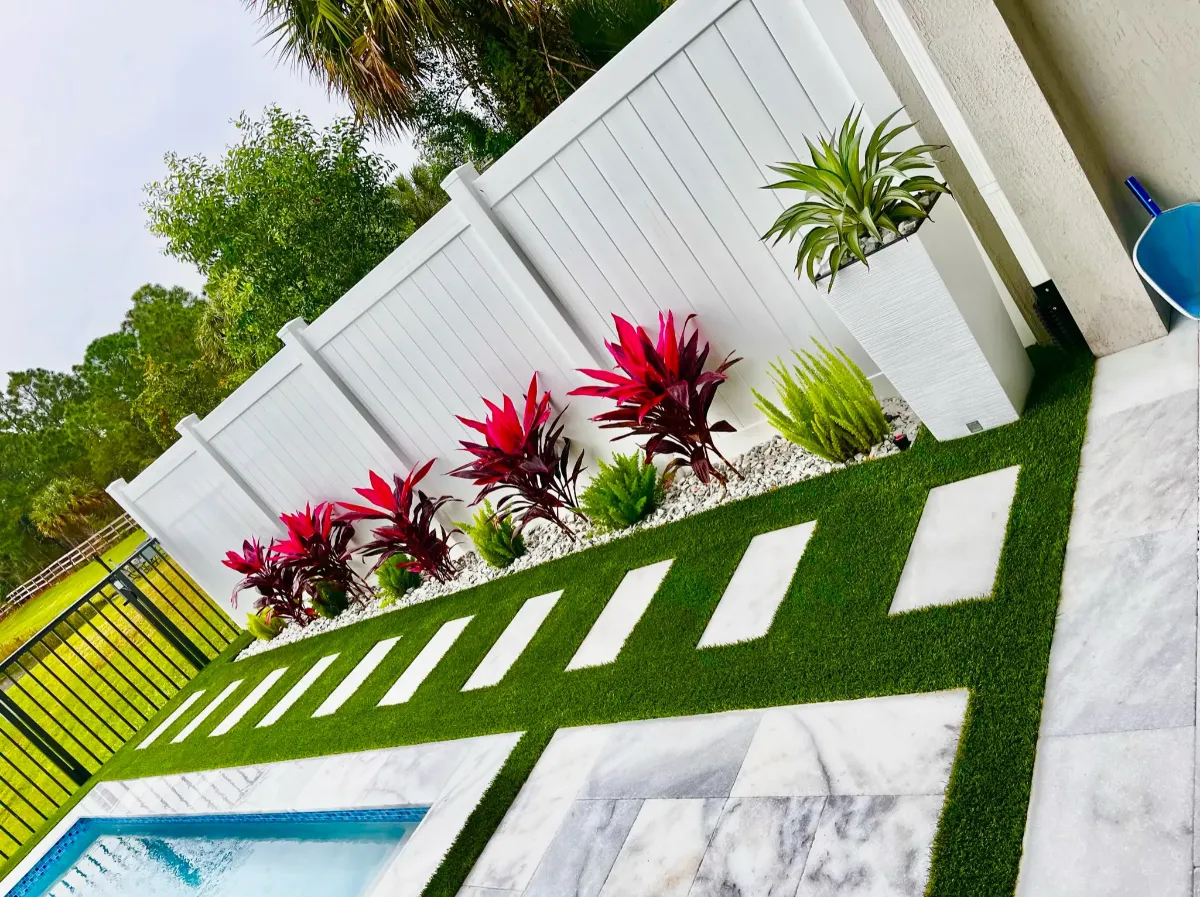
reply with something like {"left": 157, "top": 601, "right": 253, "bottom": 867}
{"left": 171, "top": 680, "right": 243, "bottom": 743}
{"left": 137, "top": 690, "right": 206, "bottom": 749}
{"left": 697, "top": 521, "right": 817, "bottom": 648}
{"left": 256, "top": 654, "right": 340, "bottom": 727}
{"left": 210, "top": 667, "right": 288, "bottom": 736}
{"left": 463, "top": 591, "right": 563, "bottom": 691}
{"left": 313, "top": 637, "right": 401, "bottom": 717}
{"left": 598, "top": 798, "right": 725, "bottom": 897}
{"left": 566, "top": 560, "right": 674, "bottom": 671}
{"left": 890, "top": 466, "right": 1020, "bottom": 614}
{"left": 378, "top": 616, "right": 474, "bottom": 706}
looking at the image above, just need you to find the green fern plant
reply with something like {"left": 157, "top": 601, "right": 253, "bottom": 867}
{"left": 580, "top": 452, "right": 665, "bottom": 532}
{"left": 376, "top": 554, "right": 423, "bottom": 608}
{"left": 457, "top": 501, "right": 526, "bottom": 568}
{"left": 311, "top": 582, "right": 350, "bottom": 619}
{"left": 246, "top": 607, "right": 285, "bottom": 641}
{"left": 753, "top": 343, "right": 889, "bottom": 463}
{"left": 763, "top": 106, "right": 949, "bottom": 290}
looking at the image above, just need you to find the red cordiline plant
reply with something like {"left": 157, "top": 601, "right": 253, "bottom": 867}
{"left": 222, "top": 538, "right": 312, "bottom": 627}
{"left": 338, "top": 460, "right": 459, "bottom": 583}
{"left": 450, "top": 374, "right": 586, "bottom": 536}
{"left": 272, "top": 502, "right": 372, "bottom": 605}
{"left": 570, "top": 312, "right": 741, "bottom": 486}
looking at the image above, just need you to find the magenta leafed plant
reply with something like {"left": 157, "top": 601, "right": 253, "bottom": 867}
{"left": 450, "top": 374, "right": 586, "bottom": 536}
{"left": 570, "top": 312, "right": 741, "bottom": 485}
{"left": 222, "top": 538, "right": 312, "bottom": 627}
{"left": 271, "top": 502, "right": 372, "bottom": 605}
{"left": 338, "top": 460, "right": 459, "bottom": 583}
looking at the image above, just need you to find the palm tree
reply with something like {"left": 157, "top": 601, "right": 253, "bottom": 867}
{"left": 30, "top": 477, "right": 112, "bottom": 546}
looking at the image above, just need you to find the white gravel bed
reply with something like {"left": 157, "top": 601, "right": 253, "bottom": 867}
{"left": 236, "top": 398, "right": 920, "bottom": 661}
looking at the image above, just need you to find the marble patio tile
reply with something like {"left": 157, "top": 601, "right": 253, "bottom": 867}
{"left": 598, "top": 798, "right": 725, "bottom": 897}
{"left": 467, "top": 727, "right": 610, "bottom": 891}
{"left": 355, "top": 740, "right": 470, "bottom": 807}
{"left": 463, "top": 591, "right": 562, "bottom": 690}
{"left": 890, "top": 466, "right": 1020, "bottom": 614}
{"left": 257, "top": 653, "right": 339, "bottom": 727}
{"left": 294, "top": 750, "right": 393, "bottom": 811}
{"left": 731, "top": 691, "right": 968, "bottom": 798}
{"left": 689, "top": 796, "right": 825, "bottom": 897}
{"left": 235, "top": 756, "right": 327, "bottom": 812}
{"left": 136, "top": 688, "right": 207, "bottom": 748}
{"left": 313, "top": 637, "right": 401, "bottom": 716}
{"left": 1068, "top": 390, "right": 1198, "bottom": 548}
{"left": 582, "top": 710, "right": 760, "bottom": 799}
{"left": 457, "top": 889, "right": 519, "bottom": 897}
{"left": 1087, "top": 319, "right": 1197, "bottom": 421}
{"left": 1017, "top": 727, "right": 1193, "bottom": 897}
{"left": 370, "top": 733, "right": 523, "bottom": 897}
{"left": 697, "top": 521, "right": 817, "bottom": 648}
{"left": 566, "top": 559, "right": 674, "bottom": 671}
{"left": 1042, "top": 526, "right": 1197, "bottom": 736}
{"left": 171, "top": 679, "right": 243, "bottom": 743}
{"left": 796, "top": 794, "right": 943, "bottom": 897}
{"left": 210, "top": 666, "right": 289, "bottom": 736}
{"left": 524, "top": 799, "right": 643, "bottom": 897}
{"left": 379, "top": 616, "right": 474, "bottom": 706}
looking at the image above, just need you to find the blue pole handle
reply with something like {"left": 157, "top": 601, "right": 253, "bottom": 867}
{"left": 1126, "top": 176, "right": 1163, "bottom": 217}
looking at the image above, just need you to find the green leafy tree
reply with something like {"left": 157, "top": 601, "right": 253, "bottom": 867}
{"left": 144, "top": 108, "right": 415, "bottom": 368}
{"left": 29, "top": 477, "right": 112, "bottom": 546}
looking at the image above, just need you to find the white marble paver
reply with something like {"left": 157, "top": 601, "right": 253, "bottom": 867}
{"left": 210, "top": 667, "right": 288, "bottom": 736}
{"left": 463, "top": 591, "right": 563, "bottom": 691}
{"left": 890, "top": 465, "right": 1020, "bottom": 614}
{"left": 565, "top": 560, "right": 673, "bottom": 671}
{"left": 465, "top": 691, "right": 968, "bottom": 897}
{"left": 313, "top": 637, "right": 401, "bottom": 717}
{"left": 1018, "top": 319, "right": 1199, "bottom": 897}
{"left": 379, "top": 616, "right": 474, "bottom": 706}
{"left": 256, "top": 653, "right": 340, "bottom": 727}
{"left": 170, "top": 680, "right": 243, "bottom": 743}
{"left": 137, "top": 689, "right": 206, "bottom": 749}
{"left": 697, "top": 521, "right": 817, "bottom": 648}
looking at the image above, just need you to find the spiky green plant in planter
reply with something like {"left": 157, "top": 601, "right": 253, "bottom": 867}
{"left": 457, "top": 501, "right": 526, "bottom": 569}
{"left": 580, "top": 451, "right": 665, "bottom": 532}
{"left": 246, "top": 607, "right": 285, "bottom": 641}
{"left": 753, "top": 342, "right": 889, "bottom": 463}
{"left": 763, "top": 107, "right": 949, "bottom": 290}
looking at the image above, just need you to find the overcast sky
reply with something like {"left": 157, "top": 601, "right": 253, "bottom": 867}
{"left": 0, "top": 0, "right": 417, "bottom": 376}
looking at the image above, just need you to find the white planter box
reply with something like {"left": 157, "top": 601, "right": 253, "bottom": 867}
{"left": 822, "top": 195, "right": 1033, "bottom": 440}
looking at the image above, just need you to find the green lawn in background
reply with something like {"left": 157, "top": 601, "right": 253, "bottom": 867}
{"left": 6, "top": 348, "right": 1093, "bottom": 896}
{"left": 0, "top": 531, "right": 147, "bottom": 658}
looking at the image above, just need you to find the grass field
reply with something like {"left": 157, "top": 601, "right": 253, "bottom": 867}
{"left": 0, "top": 531, "right": 148, "bottom": 659}
{"left": 64, "top": 347, "right": 1094, "bottom": 897}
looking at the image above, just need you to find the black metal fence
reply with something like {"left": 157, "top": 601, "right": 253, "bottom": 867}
{"left": 0, "top": 540, "right": 239, "bottom": 859}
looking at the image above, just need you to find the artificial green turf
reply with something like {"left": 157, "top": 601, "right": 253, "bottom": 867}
{"left": 29, "top": 348, "right": 1090, "bottom": 896}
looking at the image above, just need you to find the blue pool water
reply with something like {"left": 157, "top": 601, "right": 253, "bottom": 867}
{"left": 7, "top": 808, "right": 427, "bottom": 897}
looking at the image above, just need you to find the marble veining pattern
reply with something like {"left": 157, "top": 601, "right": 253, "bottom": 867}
{"left": 796, "top": 795, "right": 943, "bottom": 897}
{"left": 732, "top": 691, "right": 968, "bottom": 798}
{"left": 689, "top": 796, "right": 825, "bottom": 897}
{"left": 597, "top": 798, "right": 725, "bottom": 897}
{"left": 890, "top": 466, "right": 1019, "bottom": 614}
{"left": 566, "top": 559, "right": 674, "bottom": 670}
{"left": 313, "top": 636, "right": 400, "bottom": 716}
{"left": 524, "top": 799, "right": 642, "bottom": 897}
{"left": 379, "top": 616, "right": 474, "bottom": 706}
{"left": 257, "top": 653, "right": 339, "bottom": 727}
{"left": 697, "top": 521, "right": 817, "bottom": 648}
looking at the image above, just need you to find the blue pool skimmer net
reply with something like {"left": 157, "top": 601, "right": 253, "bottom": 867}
{"left": 1125, "top": 176, "right": 1200, "bottom": 319}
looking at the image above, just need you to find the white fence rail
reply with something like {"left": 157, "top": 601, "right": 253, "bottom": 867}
{"left": 110, "top": 0, "right": 955, "bottom": 613}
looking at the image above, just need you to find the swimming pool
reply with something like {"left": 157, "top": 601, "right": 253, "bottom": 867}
{"left": 5, "top": 808, "right": 428, "bottom": 897}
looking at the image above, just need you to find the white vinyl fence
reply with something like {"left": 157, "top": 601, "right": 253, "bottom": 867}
{"left": 110, "top": 0, "right": 952, "bottom": 613}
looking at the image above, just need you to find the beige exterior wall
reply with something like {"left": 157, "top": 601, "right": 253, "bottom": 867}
{"left": 999, "top": 0, "right": 1200, "bottom": 247}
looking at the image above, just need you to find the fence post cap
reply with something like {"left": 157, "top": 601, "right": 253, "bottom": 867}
{"left": 277, "top": 317, "right": 308, "bottom": 343}
{"left": 441, "top": 162, "right": 481, "bottom": 194}
{"left": 174, "top": 414, "right": 201, "bottom": 436}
